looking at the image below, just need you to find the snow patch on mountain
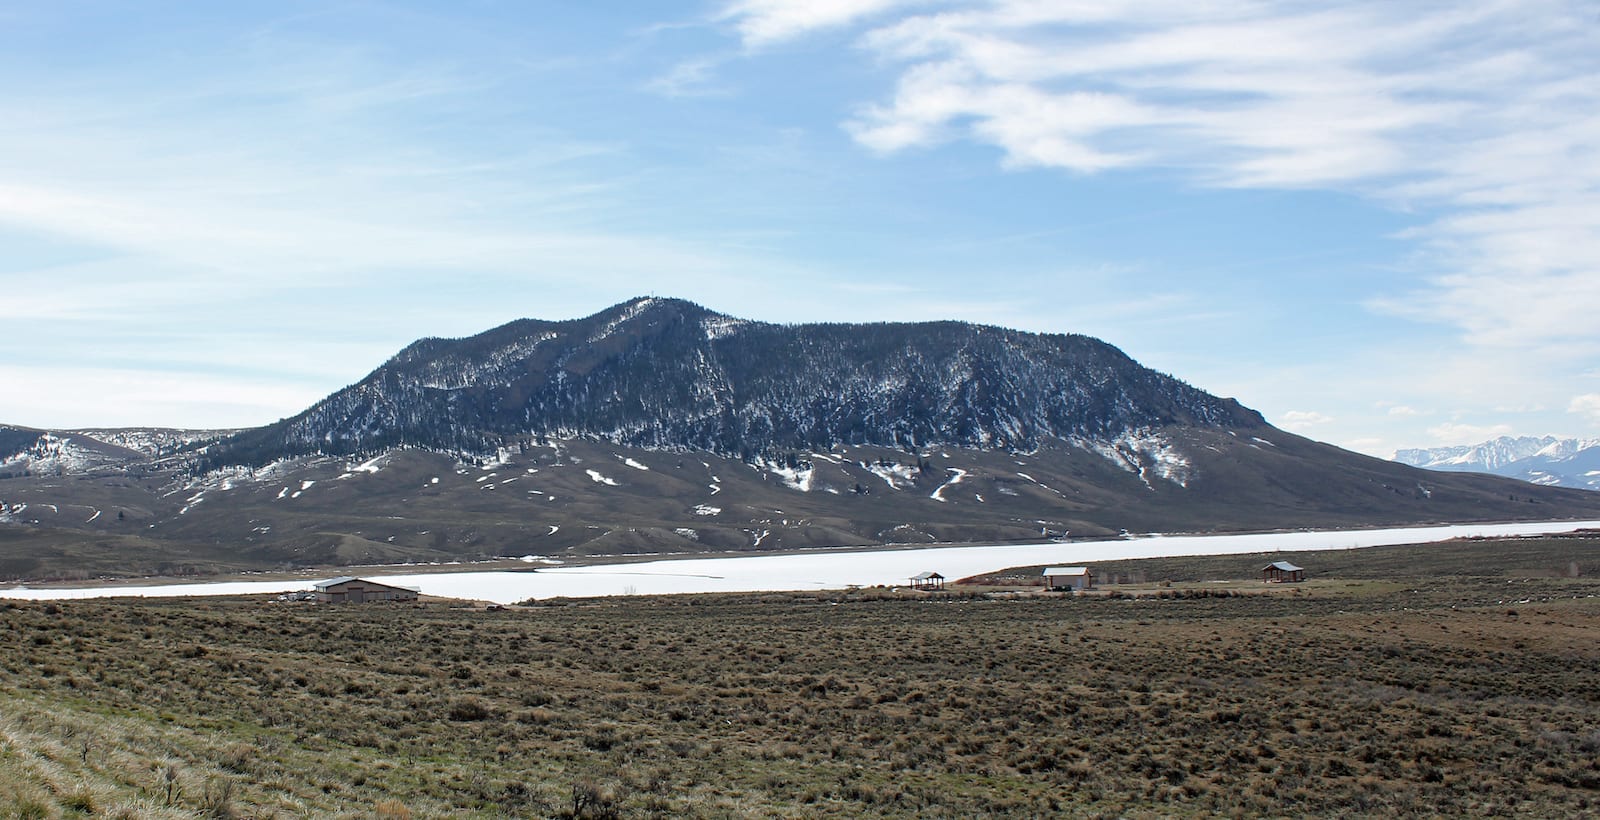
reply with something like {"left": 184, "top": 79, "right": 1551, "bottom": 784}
{"left": 349, "top": 454, "right": 389, "bottom": 474}
{"left": 181, "top": 456, "right": 335, "bottom": 503}
{"left": 589, "top": 297, "right": 657, "bottom": 345}
{"left": 866, "top": 461, "right": 916, "bottom": 490}
{"left": 2, "top": 433, "right": 117, "bottom": 476}
{"left": 930, "top": 468, "right": 967, "bottom": 502}
{"left": 70, "top": 428, "right": 235, "bottom": 457}
{"left": 1395, "top": 436, "right": 1557, "bottom": 472}
{"left": 417, "top": 332, "right": 560, "bottom": 390}
{"left": 1395, "top": 436, "right": 1600, "bottom": 491}
{"left": 1016, "top": 472, "right": 1066, "bottom": 498}
{"left": 761, "top": 458, "right": 815, "bottom": 492}
{"left": 701, "top": 315, "right": 748, "bottom": 340}
{"left": 1534, "top": 438, "right": 1595, "bottom": 460}
{"left": 1073, "top": 431, "right": 1193, "bottom": 488}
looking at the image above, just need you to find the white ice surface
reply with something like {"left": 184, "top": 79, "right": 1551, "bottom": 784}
{"left": 5, "top": 521, "right": 1599, "bottom": 604}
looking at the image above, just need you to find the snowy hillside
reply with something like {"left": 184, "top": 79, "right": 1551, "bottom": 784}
{"left": 0, "top": 427, "right": 144, "bottom": 478}
{"left": 70, "top": 427, "right": 237, "bottom": 458}
{"left": 1394, "top": 436, "right": 1600, "bottom": 491}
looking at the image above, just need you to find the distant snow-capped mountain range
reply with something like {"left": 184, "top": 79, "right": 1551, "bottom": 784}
{"left": 1393, "top": 436, "right": 1600, "bottom": 491}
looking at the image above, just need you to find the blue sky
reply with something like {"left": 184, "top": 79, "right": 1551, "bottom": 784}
{"left": 2, "top": 1, "right": 1597, "bottom": 458}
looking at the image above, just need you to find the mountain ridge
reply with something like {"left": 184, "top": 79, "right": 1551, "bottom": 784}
{"left": 1395, "top": 435, "right": 1600, "bottom": 491}
{"left": 5, "top": 297, "right": 1600, "bottom": 581}
{"left": 201, "top": 296, "right": 1264, "bottom": 467}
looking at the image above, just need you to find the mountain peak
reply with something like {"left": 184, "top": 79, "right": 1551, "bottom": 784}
{"left": 1394, "top": 435, "right": 1600, "bottom": 491}
{"left": 205, "top": 298, "right": 1264, "bottom": 467}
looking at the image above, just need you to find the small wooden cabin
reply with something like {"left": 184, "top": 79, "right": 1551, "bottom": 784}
{"left": 313, "top": 577, "right": 421, "bottom": 603}
{"left": 909, "top": 571, "right": 946, "bottom": 591}
{"left": 1043, "top": 566, "right": 1093, "bottom": 591}
{"left": 1260, "top": 561, "right": 1305, "bottom": 583}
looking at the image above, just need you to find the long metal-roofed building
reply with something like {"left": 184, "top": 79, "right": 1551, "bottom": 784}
{"left": 313, "top": 577, "right": 421, "bottom": 603}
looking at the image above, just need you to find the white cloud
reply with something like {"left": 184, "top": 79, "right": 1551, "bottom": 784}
{"left": 719, "top": 0, "right": 929, "bottom": 46}
{"left": 1569, "top": 394, "right": 1600, "bottom": 425}
{"left": 1426, "top": 422, "right": 1515, "bottom": 445}
{"left": 844, "top": 2, "right": 1487, "bottom": 181}
{"left": 1279, "top": 410, "right": 1331, "bottom": 431}
{"left": 1386, "top": 405, "right": 1427, "bottom": 417}
{"left": 0, "top": 365, "right": 327, "bottom": 430}
{"left": 742, "top": 0, "right": 1600, "bottom": 356}
{"left": 646, "top": 58, "right": 732, "bottom": 98}
{"left": 0, "top": 38, "right": 788, "bottom": 317}
{"left": 1343, "top": 438, "right": 1387, "bottom": 457}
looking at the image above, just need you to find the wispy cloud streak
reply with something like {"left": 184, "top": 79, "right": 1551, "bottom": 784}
{"left": 722, "top": 0, "right": 1600, "bottom": 352}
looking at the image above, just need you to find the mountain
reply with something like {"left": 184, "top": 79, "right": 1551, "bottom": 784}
{"left": 1395, "top": 436, "right": 1600, "bottom": 491}
{"left": 200, "top": 296, "right": 1263, "bottom": 466}
{"left": 1394, "top": 436, "right": 1559, "bottom": 473}
{"left": 5, "top": 297, "right": 1600, "bottom": 581}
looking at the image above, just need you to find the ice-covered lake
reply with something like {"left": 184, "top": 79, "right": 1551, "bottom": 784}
{"left": 4, "top": 520, "right": 1596, "bottom": 604}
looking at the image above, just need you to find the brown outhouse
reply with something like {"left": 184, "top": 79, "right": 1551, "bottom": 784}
{"left": 1043, "top": 566, "right": 1094, "bottom": 591}
{"left": 1260, "top": 561, "right": 1305, "bottom": 583}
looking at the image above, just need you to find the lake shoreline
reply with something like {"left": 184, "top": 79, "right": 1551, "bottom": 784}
{"left": 6, "top": 518, "right": 1599, "bottom": 603}
{"left": 8, "top": 516, "right": 1587, "bottom": 592}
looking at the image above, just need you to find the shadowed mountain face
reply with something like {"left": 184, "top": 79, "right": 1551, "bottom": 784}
{"left": 4, "top": 298, "right": 1600, "bottom": 581}
{"left": 204, "top": 297, "right": 1265, "bottom": 465}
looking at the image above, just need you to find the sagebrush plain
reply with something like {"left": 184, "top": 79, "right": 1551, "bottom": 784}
{"left": 1, "top": 535, "right": 1597, "bottom": 817}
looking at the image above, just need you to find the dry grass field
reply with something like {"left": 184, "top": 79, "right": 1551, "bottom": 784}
{"left": 1, "top": 536, "right": 1597, "bottom": 817}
